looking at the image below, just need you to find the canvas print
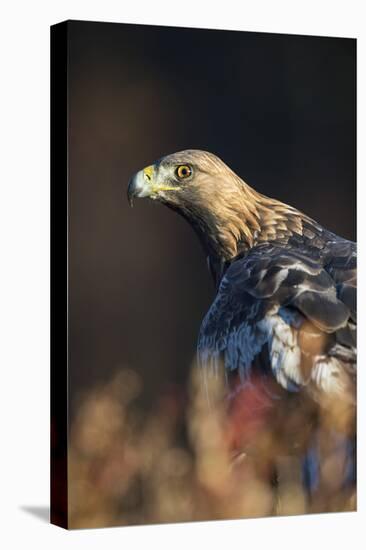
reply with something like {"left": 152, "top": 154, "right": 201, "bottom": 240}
{"left": 51, "top": 20, "right": 356, "bottom": 529}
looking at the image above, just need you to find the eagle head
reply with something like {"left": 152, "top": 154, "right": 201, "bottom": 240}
{"left": 127, "top": 149, "right": 235, "bottom": 207}
{"left": 128, "top": 149, "right": 302, "bottom": 261}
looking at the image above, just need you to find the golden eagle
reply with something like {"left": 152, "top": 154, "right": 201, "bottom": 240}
{"left": 128, "top": 150, "right": 356, "bottom": 498}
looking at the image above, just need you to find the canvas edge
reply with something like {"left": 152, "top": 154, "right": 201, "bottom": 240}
{"left": 50, "top": 20, "right": 69, "bottom": 530}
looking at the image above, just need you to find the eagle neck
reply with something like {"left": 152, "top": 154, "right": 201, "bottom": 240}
{"left": 166, "top": 179, "right": 312, "bottom": 287}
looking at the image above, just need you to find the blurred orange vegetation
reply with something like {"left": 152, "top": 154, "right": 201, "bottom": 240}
{"left": 68, "top": 365, "right": 356, "bottom": 528}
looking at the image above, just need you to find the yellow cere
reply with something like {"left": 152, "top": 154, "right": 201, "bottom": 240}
{"left": 143, "top": 165, "right": 154, "bottom": 180}
{"left": 143, "top": 165, "right": 178, "bottom": 194}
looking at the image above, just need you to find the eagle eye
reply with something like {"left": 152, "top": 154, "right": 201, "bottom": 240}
{"left": 175, "top": 165, "right": 192, "bottom": 180}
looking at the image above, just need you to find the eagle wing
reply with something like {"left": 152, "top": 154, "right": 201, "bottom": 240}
{"left": 198, "top": 240, "right": 356, "bottom": 404}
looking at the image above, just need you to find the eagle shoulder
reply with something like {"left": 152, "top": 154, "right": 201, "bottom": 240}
{"left": 198, "top": 241, "right": 356, "bottom": 403}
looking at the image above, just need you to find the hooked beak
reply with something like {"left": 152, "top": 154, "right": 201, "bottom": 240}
{"left": 127, "top": 166, "right": 154, "bottom": 207}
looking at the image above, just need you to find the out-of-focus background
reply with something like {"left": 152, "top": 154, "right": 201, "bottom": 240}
{"left": 67, "top": 21, "right": 356, "bottom": 527}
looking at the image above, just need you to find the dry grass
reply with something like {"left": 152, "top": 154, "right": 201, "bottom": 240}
{"left": 68, "top": 365, "right": 356, "bottom": 528}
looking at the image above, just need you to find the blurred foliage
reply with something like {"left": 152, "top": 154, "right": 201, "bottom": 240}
{"left": 68, "top": 365, "right": 355, "bottom": 528}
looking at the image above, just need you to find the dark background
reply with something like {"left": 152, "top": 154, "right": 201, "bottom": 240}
{"left": 68, "top": 21, "right": 356, "bottom": 416}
